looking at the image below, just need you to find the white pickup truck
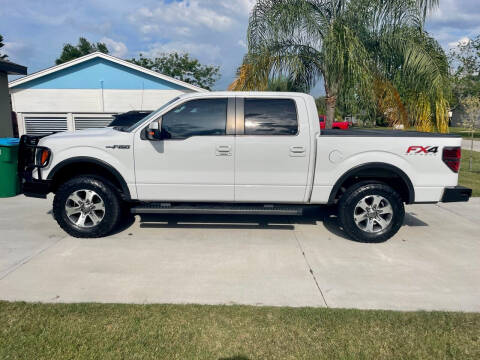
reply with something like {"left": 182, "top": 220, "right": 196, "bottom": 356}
{"left": 18, "top": 92, "right": 472, "bottom": 242}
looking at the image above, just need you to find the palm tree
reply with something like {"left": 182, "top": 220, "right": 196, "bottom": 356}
{"left": 230, "top": 0, "right": 449, "bottom": 131}
{"left": 0, "top": 34, "right": 8, "bottom": 60}
{"left": 265, "top": 76, "right": 309, "bottom": 92}
{"left": 364, "top": 23, "right": 450, "bottom": 132}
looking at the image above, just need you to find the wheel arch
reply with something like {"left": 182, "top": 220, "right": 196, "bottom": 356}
{"left": 46, "top": 157, "right": 131, "bottom": 200}
{"left": 328, "top": 162, "right": 415, "bottom": 204}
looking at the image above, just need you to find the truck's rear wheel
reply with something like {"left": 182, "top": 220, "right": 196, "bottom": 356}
{"left": 338, "top": 182, "right": 405, "bottom": 243}
{"left": 53, "top": 176, "right": 122, "bottom": 238}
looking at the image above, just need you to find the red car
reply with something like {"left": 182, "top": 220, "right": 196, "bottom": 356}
{"left": 319, "top": 115, "right": 349, "bottom": 130}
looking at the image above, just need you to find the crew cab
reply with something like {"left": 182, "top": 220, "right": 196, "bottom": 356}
{"left": 18, "top": 92, "right": 472, "bottom": 242}
{"left": 319, "top": 115, "right": 349, "bottom": 130}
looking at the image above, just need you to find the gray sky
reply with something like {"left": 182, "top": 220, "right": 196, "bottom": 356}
{"left": 1, "top": 0, "right": 479, "bottom": 93}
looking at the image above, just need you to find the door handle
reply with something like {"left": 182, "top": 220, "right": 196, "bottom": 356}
{"left": 289, "top": 146, "right": 306, "bottom": 157}
{"left": 216, "top": 145, "right": 232, "bottom": 156}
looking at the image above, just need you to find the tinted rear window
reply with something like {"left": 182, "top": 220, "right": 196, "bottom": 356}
{"left": 244, "top": 99, "right": 298, "bottom": 135}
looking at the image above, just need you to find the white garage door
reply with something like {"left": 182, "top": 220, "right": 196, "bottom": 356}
{"left": 24, "top": 115, "right": 68, "bottom": 135}
{"left": 74, "top": 115, "right": 114, "bottom": 131}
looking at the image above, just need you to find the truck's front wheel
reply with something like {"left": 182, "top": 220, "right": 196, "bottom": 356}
{"left": 53, "top": 176, "right": 122, "bottom": 238}
{"left": 338, "top": 182, "right": 405, "bottom": 243}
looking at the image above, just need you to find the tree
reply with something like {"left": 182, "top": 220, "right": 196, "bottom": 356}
{"left": 230, "top": 0, "right": 449, "bottom": 131}
{"left": 449, "top": 36, "right": 480, "bottom": 110}
{"left": 367, "top": 26, "right": 450, "bottom": 132}
{"left": 265, "top": 76, "right": 308, "bottom": 92}
{"left": 315, "top": 96, "right": 343, "bottom": 121}
{"left": 56, "top": 37, "right": 109, "bottom": 65}
{"left": 0, "top": 34, "right": 8, "bottom": 60}
{"left": 130, "top": 53, "right": 220, "bottom": 90}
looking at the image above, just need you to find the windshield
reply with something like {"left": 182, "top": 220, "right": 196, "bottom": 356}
{"left": 124, "top": 97, "right": 180, "bottom": 132}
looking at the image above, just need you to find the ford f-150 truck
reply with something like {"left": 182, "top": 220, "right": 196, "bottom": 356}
{"left": 18, "top": 92, "right": 472, "bottom": 242}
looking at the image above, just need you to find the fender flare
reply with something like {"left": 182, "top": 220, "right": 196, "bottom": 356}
{"left": 46, "top": 157, "right": 131, "bottom": 199}
{"left": 328, "top": 162, "right": 415, "bottom": 204}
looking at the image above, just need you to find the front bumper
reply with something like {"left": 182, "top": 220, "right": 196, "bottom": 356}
{"left": 22, "top": 179, "right": 51, "bottom": 198}
{"left": 441, "top": 186, "right": 472, "bottom": 203}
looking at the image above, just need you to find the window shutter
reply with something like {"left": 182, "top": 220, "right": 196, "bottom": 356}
{"left": 24, "top": 116, "right": 68, "bottom": 135}
{"left": 74, "top": 116, "right": 114, "bottom": 130}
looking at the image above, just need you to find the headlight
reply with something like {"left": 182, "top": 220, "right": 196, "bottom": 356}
{"left": 35, "top": 148, "right": 51, "bottom": 167}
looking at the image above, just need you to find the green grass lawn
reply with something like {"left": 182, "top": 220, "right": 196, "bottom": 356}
{"left": 449, "top": 127, "right": 480, "bottom": 139}
{"left": 1, "top": 302, "right": 479, "bottom": 359}
{"left": 460, "top": 150, "right": 480, "bottom": 197}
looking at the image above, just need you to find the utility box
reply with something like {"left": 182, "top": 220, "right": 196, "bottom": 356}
{"left": 0, "top": 138, "right": 21, "bottom": 197}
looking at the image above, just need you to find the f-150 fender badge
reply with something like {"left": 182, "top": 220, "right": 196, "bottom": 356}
{"left": 106, "top": 145, "right": 130, "bottom": 149}
{"left": 406, "top": 146, "right": 439, "bottom": 155}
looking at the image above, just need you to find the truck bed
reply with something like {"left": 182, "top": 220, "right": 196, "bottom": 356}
{"left": 321, "top": 129, "right": 460, "bottom": 138}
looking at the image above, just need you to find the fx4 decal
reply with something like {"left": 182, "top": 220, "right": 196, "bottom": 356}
{"left": 406, "top": 146, "right": 439, "bottom": 155}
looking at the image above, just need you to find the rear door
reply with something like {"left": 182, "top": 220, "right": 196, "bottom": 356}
{"left": 134, "top": 97, "right": 235, "bottom": 201}
{"left": 234, "top": 96, "right": 311, "bottom": 202}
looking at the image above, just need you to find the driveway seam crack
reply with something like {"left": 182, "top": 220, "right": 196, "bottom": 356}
{"left": 0, "top": 235, "right": 67, "bottom": 282}
{"left": 434, "top": 203, "right": 477, "bottom": 225}
{"left": 292, "top": 226, "right": 329, "bottom": 308}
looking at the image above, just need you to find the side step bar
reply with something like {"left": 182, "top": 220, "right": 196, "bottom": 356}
{"left": 131, "top": 203, "right": 304, "bottom": 216}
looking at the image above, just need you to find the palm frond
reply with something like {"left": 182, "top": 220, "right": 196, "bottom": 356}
{"left": 374, "top": 76, "right": 408, "bottom": 127}
{"left": 416, "top": 0, "right": 439, "bottom": 21}
{"left": 412, "top": 93, "right": 434, "bottom": 132}
{"left": 435, "top": 97, "right": 449, "bottom": 133}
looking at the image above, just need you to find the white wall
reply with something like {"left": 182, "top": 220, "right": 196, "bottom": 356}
{"left": 10, "top": 88, "right": 191, "bottom": 113}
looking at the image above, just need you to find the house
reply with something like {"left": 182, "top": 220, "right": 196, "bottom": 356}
{"left": 8, "top": 52, "right": 207, "bottom": 136}
{"left": 0, "top": 59, "right": 27, "bottom": 137}
{"left": 451, "top": 107, "right": 480, "bottom": 129}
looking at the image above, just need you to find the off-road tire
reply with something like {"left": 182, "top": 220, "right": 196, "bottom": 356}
{"left": 338, "top": 181, "right": 405, "bottom": 243}
{"left": 53, "top": 176, "right": 122, "bottom": 238}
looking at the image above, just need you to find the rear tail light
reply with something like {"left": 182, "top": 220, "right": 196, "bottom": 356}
{"left": 442, "top": 146, "right": 461, "bottom": 173}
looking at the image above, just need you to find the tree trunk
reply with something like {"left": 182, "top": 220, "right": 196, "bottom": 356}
{"left": 325, "top": 95, "right": 337, "bottom": 129}
{"left": 470, "top": 122, "right": 474, "bottom": 171}
{"left": 324, "top": 82, "right": 338, "bottom": 129}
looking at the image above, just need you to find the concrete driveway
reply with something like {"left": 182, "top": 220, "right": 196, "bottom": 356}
{"left": 0, "top": 195, "right": 479, "bottom": 312}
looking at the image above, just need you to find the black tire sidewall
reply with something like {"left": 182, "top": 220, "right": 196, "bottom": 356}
{"left": 53, "top": 176, "right": 121, "bottom": 238}
{"left": 338, "top": 182, "right": 405, "bottom": 243}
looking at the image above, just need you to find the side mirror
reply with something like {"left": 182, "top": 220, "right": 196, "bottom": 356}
{"left": 146, "top": 120, "right": 162, "bottom": 141}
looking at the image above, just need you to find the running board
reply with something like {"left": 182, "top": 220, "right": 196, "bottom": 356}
{"left": 130, "top": 203, "right": 303, "bottom": 216}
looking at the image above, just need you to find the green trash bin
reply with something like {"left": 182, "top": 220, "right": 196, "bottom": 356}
{"left": 0, "top": 138, "right": 21, "bottom": 198}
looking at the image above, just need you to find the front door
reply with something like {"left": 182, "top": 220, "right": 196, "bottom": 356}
{"left": 134, "top": 97, "right": 235, "bottom": 201}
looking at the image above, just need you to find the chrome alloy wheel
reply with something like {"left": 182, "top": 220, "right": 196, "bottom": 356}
{"left": 65, "top": 189, "right": 105, "bottom": 228}
{"left": 353, "top": 195, "right": 393, "bottom": 233}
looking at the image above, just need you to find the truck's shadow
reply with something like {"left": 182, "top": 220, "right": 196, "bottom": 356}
{"left": 131, "top": 207, "right": 428, "bottom": 242}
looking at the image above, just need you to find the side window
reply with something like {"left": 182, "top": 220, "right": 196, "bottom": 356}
{"left": 244, "top": 99, "right": 298, "bottom": 135}
{"left": 161, "top": 98, "right": 228, "bottom": 139}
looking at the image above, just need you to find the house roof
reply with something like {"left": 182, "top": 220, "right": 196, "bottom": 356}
{"left": 8, "top": 52, "right": 207, "bottom": 92}
{"left": 0, "top": 59, "right": 27, "bottom": 75}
